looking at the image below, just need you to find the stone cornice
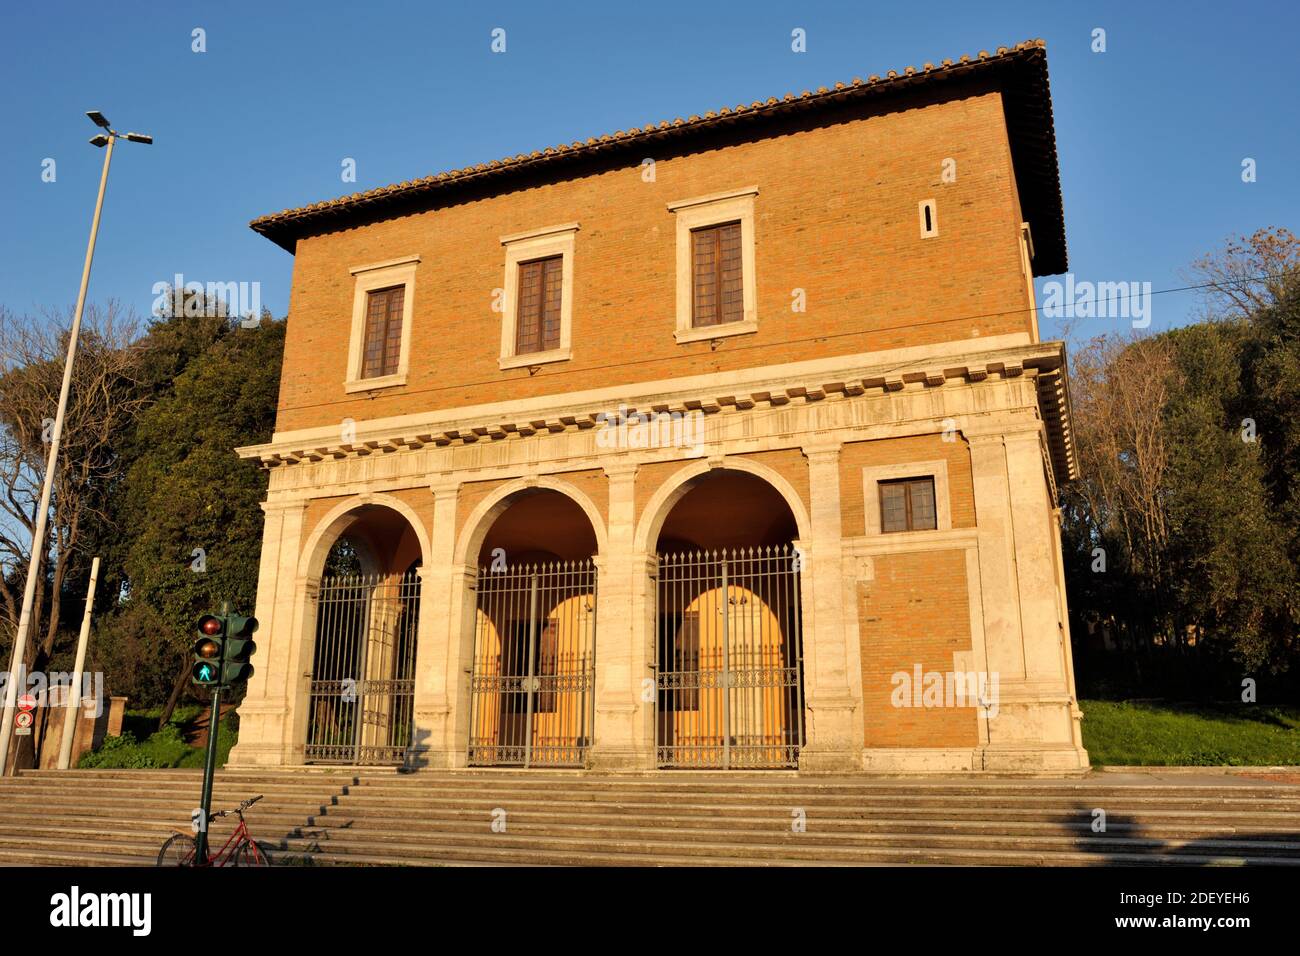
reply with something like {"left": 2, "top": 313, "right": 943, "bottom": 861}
{"left": 239, "top": 338, "right": 1078, "bottom": 485}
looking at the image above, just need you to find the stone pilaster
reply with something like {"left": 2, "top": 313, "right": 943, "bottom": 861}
{"left": 228, "top": 497, "right": 307, "bottom": 767}
{"left": 408, "top": 478, "right": 460, "bottom": 767}
{"left": 590, "top": 462, "right": 654, "bottom": 769}
{"left": 797, "top": 441, "right": 860, "bottom": 771}
{"left": 966, "top": 423, "right": 1087, "bottom": 771}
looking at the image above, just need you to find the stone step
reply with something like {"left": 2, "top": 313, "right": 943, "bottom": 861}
{"left": 6, "top": 782, "right": 1300, "bottom": 817}
{"left": 4, "top": 812, "right": 1298, "bottom": 852}
{"left": 273, "top": 824, "right": 1300, "bottom": 859}
{"left": 10, "top": 777, "right": 1300, "bottom": 814}
{"left": 0, "top": 847, "right": 152, "bottom": 867}
{"left": 8, "top": 792, "right": 1298, "bottom": 830}
{"left": 302, "top": 788, "right": 1300, "bottom": 813}
{"left": 270, "top": 834, "right": 1296, "bottom": 868}
{"left": 5, "top": 827, "right": 1290, "bottom": 868}
{"left": 17, "top": 768, "right": 1300, "bottom": 798}
{"left": 4, "top": 768, "right": 1297, "bottom": 867}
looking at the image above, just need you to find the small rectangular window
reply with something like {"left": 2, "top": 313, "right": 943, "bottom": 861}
{"left": 919, "top": 199, "right": 938, "bottom": 238}
{"left": 515, "top": 255, "right": 563, "bottom": 354}
{"left": 879, "top": 477, "right": 938, "bottom": 532}
{"left": 691, "top": 221, "right": 744, "bottom": 328}
{"left": 361, "top": 286, "right": 404, "bottom": 379}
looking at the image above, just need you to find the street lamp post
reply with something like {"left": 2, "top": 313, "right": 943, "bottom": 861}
{"left": 0, "top": 112, "right": 151, "bottom": 775}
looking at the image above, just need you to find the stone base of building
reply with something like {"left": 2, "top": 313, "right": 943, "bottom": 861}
{"left": 226, "top": 742, "right": 294, "bottom": 768}
{"left": 861, "top": 745, "right": 1090, "bottom": 775}
{"left": 226, "top": 703, "right": 292, "bottom": 767}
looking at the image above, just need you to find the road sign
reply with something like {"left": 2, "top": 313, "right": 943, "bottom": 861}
{"left": 17, "top": 694, "right": 35, "bottom": 713}
{"left": 14, "top": 711, "right": 33, "bottom": 736}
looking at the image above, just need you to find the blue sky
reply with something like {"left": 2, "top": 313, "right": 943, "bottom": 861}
{"left": 1, "top": 0, "right": 1296, "bottom": 341}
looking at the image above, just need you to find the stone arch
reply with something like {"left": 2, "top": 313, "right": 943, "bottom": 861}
{"left": 633, "top": 457, "right": 811, "bottom": 555}
{"left": 299, "top": 493, "right": 431, "bottom": 581}
{"left": 453, "top": 475, "right": 608, "bottom": 568}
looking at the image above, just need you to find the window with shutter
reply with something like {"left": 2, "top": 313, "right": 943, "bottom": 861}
{"left": 361, "top": 286, "right": 404, "bottom": 379}
{"left": 879, "top": 477, "right": 938, "bottom": 532}
{"left": 691, "top": 221, "right": 744, "bottom": 328}
{"left": 515, "top": 255, "right": 563, "bottom": 355}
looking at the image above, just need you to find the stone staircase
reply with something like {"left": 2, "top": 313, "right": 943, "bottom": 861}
{"left": 2, "top": 767, "right": 1299, "bottom": 866}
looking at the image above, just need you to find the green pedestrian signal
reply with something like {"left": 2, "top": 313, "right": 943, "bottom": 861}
{"left": 192, "top": 614, "right": 225, "bottom": 686}
{"left": 221, "top": 613, "right": 258, "bottom": 685}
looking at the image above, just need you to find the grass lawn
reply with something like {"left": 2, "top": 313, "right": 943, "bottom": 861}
{"left": 78, "top": 705, "right": 237, "bottom": 770}
{"left": 1080, "top": 699, "right": 1300, "bottom": 767}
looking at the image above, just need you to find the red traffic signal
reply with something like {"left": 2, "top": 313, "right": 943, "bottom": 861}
{"left": 198, "top": 615, "right": 224, "bottom": 636}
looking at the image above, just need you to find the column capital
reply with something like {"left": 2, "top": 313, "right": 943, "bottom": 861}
{"left": 802, "top": 438, "right": 842, "bottom": 463}
{"left": 430, "top": 475, "right": 461, "bottom": 499}
{"left": 602, "top": 460, "right": 639, "bottom": 481}
{"left": 963, "top": 419, "right": 1044, "bottom": 444}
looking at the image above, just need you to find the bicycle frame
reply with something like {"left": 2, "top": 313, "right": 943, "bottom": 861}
{"left": 180, "top": 811, "right": 263, "bottom": 867}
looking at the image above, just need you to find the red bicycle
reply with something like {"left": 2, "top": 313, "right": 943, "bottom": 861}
{"left": 157, "top": 795, "right": 274, "bottom": 866}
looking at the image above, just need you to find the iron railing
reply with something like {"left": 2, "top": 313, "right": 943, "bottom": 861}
{"left": 655, "top": 545, "right": 804, "bottom": 768}
{"left": 305, "top": 568, "right": 420, "bottom": 765}
{"left": 468, "top": 558, "right": 597, "bottom": 767}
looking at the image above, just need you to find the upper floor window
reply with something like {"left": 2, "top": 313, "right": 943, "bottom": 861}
{"left": 345, "top": 255, "right": 419, "bottom": 393}
{"left": 362, "top": 285, "right": 405, "bottom": 378}
{"left": 879, "top": 477, "right": 938, "bottom": 533}
{"left": 691, "top": 221, "right": 744, "bottom": 328}
{"left": 515, "top": 255, "right": 563, "bottom": 355}
{"left": 668, "top": 187, "right": 758, "bottom": 344}
{"left": 499, "top": 223, "right": 578, "bottom": 370}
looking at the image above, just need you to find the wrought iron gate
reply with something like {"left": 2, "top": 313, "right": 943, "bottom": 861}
{"left": 305, "top": 568, "right": 420, "bottom": 765}
{"left": 468, "top": 558, "right": 596, "bottom": 767}
{"left": 655, "top": 545, "right": 804, "bottom": 768}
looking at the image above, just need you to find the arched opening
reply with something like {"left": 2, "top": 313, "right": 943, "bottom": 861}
{"left": 653, "top": 470, "right": 805, "bottom": 769}
{"left": 305, "top": 504, "right": 423, "bottom": 765}
{"left": 466, "top": 488, "right": 599, "bottom": 767}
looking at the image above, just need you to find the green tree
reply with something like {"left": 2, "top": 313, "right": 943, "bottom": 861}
{"left": 90, "top": 314, "right": 284, "bottom": 722}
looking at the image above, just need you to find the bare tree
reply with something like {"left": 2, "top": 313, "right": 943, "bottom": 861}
{"left": 1186, "top": 226, "right": 1300, "bottom": 321}
{"left": 0, "top": 302, "right": 146, "bottom": 673}
{"left": 1067, "top": 331, "right": 1177, "bottom": 637}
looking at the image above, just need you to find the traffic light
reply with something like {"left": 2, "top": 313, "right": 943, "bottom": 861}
{"left": 192, "top": 615, "right": 224, "bottom": 686}
{"left": 221, "top": 613, "right": 258, "bottom": 685}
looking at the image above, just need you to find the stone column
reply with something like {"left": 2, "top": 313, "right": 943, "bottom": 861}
{"left": 228, "top": 497, "right": 307, "bottom": 767}
{"left": 798, "top": 441, "right": 860, "bottom": 771}
{"left": 590, "top": 462, "right": 653, "bottom": 769}
{"left": 410, "top": 478, "right": 461, "bottom": 768}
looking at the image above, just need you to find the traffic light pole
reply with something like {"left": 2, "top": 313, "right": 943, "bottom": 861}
{"left": 194, "top": 685, "right": 222, "bottom": 865}
{"left": 193, "top": 599, "right": 231, "bottom": 865}
{"left": 189, "top": 601, "right": 256, "bottom": 864}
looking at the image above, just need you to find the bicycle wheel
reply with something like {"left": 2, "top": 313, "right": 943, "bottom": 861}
{"left": 157, "top": 833, "right": 197, "bottom": 867}
{"left": 232, "top": 840, "right": 274, "bottom": 867}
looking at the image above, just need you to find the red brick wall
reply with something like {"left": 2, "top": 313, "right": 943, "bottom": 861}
{"left": 858, "top": 549, "right": 978, "bottom": 748}
{"left": 275, "top": 88, "right": 1032, "bottom": 432}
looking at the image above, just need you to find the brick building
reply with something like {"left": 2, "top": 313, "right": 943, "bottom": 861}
{"left": 229, "top": 39, "right": 1087, "bottom": 773}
